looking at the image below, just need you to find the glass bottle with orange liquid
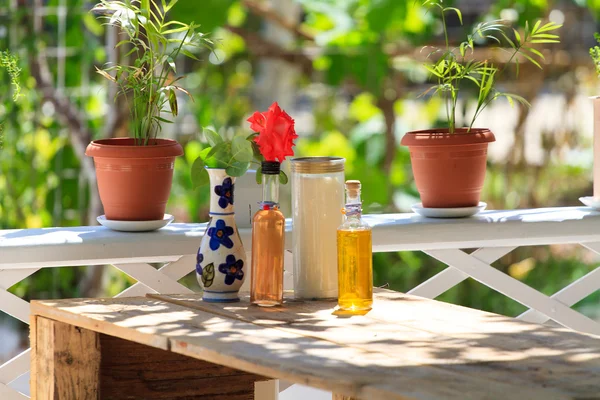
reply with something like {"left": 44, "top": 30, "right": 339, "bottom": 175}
{"left": 250, "top": 161, "right": 285, "bottom": 306}
{"left": 337, "top": 180, "right": 373, "bottom": 312}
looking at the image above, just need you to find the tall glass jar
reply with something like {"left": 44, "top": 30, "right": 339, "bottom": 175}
{"left": 290, "top": 157, "right": 345, "bottom": 299}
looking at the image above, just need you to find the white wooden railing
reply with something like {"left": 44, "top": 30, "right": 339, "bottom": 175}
{"left": 2, "top": 206, "right": 600, "bottom": 399}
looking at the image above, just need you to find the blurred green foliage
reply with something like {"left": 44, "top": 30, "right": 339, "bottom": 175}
{"left": 1, "top": 0, "right": 599, "bottom": 327}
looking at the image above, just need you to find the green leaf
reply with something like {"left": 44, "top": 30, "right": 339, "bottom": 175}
{"left": 168, "top": 89, "right": 178, "bottom": 116}
{"left": 279, "top": 170, "right": 288, "bottom": 185}
{"left": 536, "top": 22, "right": 562, "bottom": 33}
{"left": 532, "top": 33, "right": 561, "bottom": 39}
{"left": 203, "top": 128, "right": 223, "bottom": 147}
{"left": 166, "top": 56, "right": 176, "bottom": 73}
{"left": 191, "top": 157, "right": 209, "bottom": 189}
{"left": 181, "top": 49, "right": 201, "bottom": 61}
{"left": 521, "top": 53, "right": 542, "bottom": 69}
{"left": 530, "top": 39, "right": 560, "bottom": 44}
{"left": 226, "top": 161, "right": 250, "bottom": 177}
{"left": 198, "top": 146, "right": 212, "bottom": 160}
{"left": 255, "top": 166, "right": 263, "bottom": 184}
{"left": 514, "top": 29, "right": 521, "bottom": 45}
{"left": 231, "top": 135, "right": 254, "bottom": 163}
{"left": 154, "top": 116, "right": 173, "bottom": 124}
{"left": 206, "top": 142, "right": 225, "bottom": 159}
{"left": 250, "top": 140, "right": 263, "bottom": 161}
{"left": 443, "top": 7, "right": 462, "bottom": 25}
{"left": 526, "top": 47, "right": 544, "bottom": 60}
{"left": 208, "top": 143, "right": 232, "bottom": 168}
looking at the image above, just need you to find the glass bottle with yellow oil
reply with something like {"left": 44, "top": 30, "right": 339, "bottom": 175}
{"left": 337, "top": 180, "right": 373, "bottom": 312}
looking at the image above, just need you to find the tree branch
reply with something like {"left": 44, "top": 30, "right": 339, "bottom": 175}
{"left": 225, "top": 25, "right": 315, "bottom": 76}
{"left": 242, "top": 0, "right": 314, "bottom": 41}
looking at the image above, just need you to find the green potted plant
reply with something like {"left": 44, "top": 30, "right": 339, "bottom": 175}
{"left": 0, "top": 50, "right": 20, "bottom": 149}
{"left": 401, "top": 1, "right": 561, "bottom": 210}
{"left": 86, "top": 0, "right": 212, "bottom": 221}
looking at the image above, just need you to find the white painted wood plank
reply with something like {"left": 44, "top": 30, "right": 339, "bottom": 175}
{"left": 0, "top": 382, "right": 27, "bottom": 400}
{"left": 0, "top": 290, "right": 30, "bottom": 324}
{"left": 112, "top": 263, "right": 193, "bottom": 295}
{"left": 3, "top": 207, "right": 600, "bottom": 268}
{"left": 409, "top": 247, "right": 515, "bottom": 298}
{"left": 115, "top": 255, "right": 196, "bottom": 298}
{"left": 0, "top": 269, "right": 40, "bottom": 290}
{"left": 0, "top": 350, "right": 30, "bottom": 385}
{"left": 426, "top": 249, "right": 600, "bottom": 335}
{"left": 518, "top": 267, "right": 600, "bottom": 324}
{"left": 368, "top": 207, "right": 600, "bottom": 252}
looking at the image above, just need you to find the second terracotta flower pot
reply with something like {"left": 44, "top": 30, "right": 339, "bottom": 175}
{"left": 85, "top": 138, "right": 184, "bottom": 221}
{"left": 400, "top": 128, "right": 496, "bottom": 208}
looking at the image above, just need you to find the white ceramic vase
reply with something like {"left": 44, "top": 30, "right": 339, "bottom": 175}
{"left": 196, "top": 168, "right": 247, "bottom": 302}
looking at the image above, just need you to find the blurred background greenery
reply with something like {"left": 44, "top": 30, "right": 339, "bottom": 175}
{"left": 2, "top": 0, "right": 600, "bottom": 363}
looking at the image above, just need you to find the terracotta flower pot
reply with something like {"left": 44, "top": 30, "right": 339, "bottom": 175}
{"left": 85, "top": 138, "right": 184, "bottom": 221}
{"left": 400, "top": 128, "right": 496, "bottom": 208}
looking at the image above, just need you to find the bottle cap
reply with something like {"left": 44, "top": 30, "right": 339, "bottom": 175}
{"left": 261, "top": 161, "right": 281, "bottom": 175}
{"left": 345, "top": 180, "right": 361, "bottom": 197}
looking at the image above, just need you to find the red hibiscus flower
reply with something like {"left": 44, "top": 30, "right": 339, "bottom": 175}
{"left": 247, "top": 102, "right": 298, "bottom": 162}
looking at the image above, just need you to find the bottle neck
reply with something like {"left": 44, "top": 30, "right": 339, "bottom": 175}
{"left": 262, "top": 173, "right": 280, "bottom": 208}
{"left": 345, "top": 203, "right": 362, "bottom": 220}
{"left": 344, "top": 192, "right": 362, "bottom": 220}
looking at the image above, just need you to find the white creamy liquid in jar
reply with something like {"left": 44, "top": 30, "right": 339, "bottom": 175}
{"left": 292, "top": 166, "right": 345, "bottom": 299}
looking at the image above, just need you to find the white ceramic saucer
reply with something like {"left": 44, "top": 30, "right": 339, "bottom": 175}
{"left": 412, "top": 202, "right": 487, "bottom": 218}
{"left": 579, "top": 196, "right": 600, "bottom": 210}
{"left": 97, "top": 214, "right": 174, "bottom": 232}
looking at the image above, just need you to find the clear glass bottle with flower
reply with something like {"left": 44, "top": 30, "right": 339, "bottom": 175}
{"left": 247, "top": 102, "right": 298, "bottom": 306}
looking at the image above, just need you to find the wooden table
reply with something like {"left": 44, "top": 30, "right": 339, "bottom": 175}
{"left": 30, "top": 289, "right": 600, "bottom": 400}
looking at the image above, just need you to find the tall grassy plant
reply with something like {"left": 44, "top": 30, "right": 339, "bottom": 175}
{"left": 93, "top": 0, "right": 213, "bottom": 145}
{"left": 421, "top": 0, "right": 561, "bottom": 133}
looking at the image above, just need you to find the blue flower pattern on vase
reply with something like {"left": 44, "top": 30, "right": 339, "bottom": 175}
{"left": 207, "top": 219, "right": 234, "bottom": 250}
{"left": 214, "top": 178, "right": 234, "bottom": 209}
{"left": 196, "top": 251, "right": 204, "bottom": 275}
{"left": 218, "top": 255, "right": 245, "bottom": 285}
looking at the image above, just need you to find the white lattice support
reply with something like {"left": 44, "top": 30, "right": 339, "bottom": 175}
{"left": 112, "top": 262, "right": 194, "bottom": 295}
{"left": 425, "top": 249, "right": 600, "bottom": 335}
{"left": 0, "top": 382, "right": 27, "bottom": 400}
{"left": 0, "top": 290, "right": 30, "bottom": 324}
{"left": 0, "top": 269, "right": 40, "bottom": 290}
{"left": 115, "top": 255, "right": 196, "bottom": 298}
{"left": 409, "top": 247, "right": 515, "bottom": 299}
{"left": 518, "top": 267, "right": 600, "bottom": 323}
{"left": 0, "top": 350, "right": 30, "bottom": 387}
{"left": 0, "top": 268, "right": 39, "bottom": 323}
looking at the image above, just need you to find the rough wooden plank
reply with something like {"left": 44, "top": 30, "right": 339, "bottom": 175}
{"left": 33, "top": 317, "right": 100, "bottom": 399}
{"left": 29, "top": 315, "right": 37, "bottom": 399}
{"left": 99, "top": 333, "right": 264, "bottom": 399}
{"left": 332, "top": 395, "right": 359, "bottom": 400}
{"left": 150, "top": 291, "right": 600, "bottom": 398}
{"left": 31, "top": 298, "right": 170, "bottom": 350}
{"left": 31, "top": 297, "right": 571, "bottom": 400}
